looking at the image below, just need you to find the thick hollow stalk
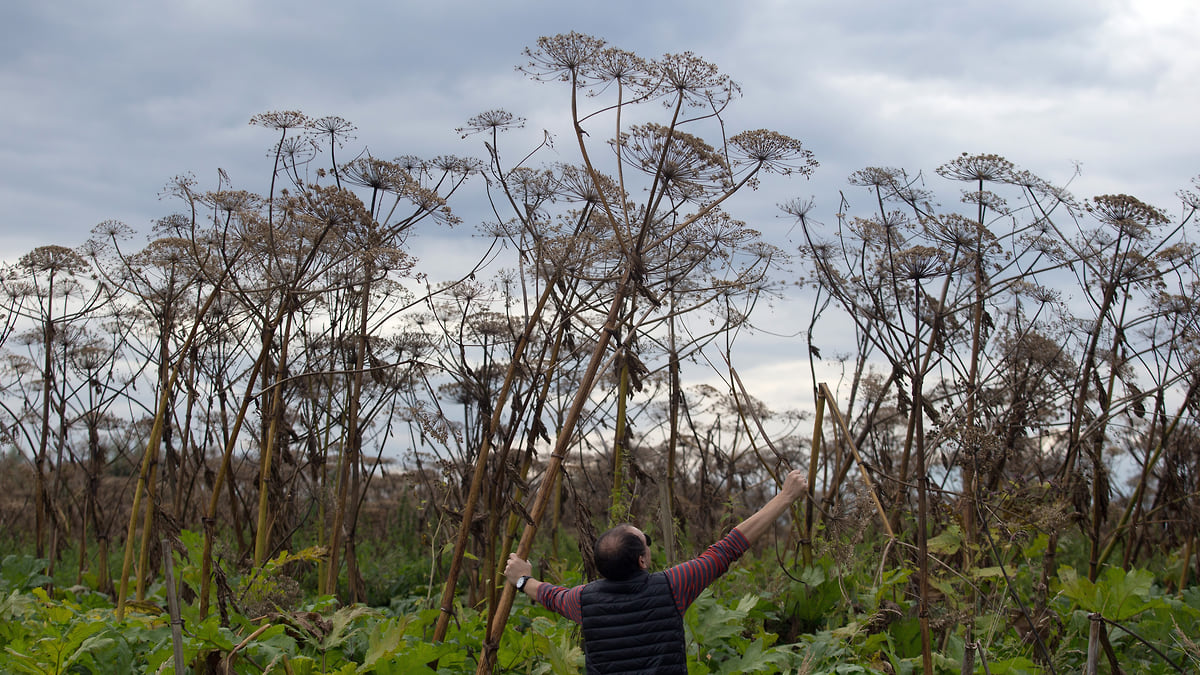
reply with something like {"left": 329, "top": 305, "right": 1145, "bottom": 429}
{"left": 134, "top": 448, "right": 160, "bottom": 601}
{"left": 662, "top": 317, "right": 681, "bottom": 563}
{"left": 117, "top": 284, "right": 223, "bottom": 619}
{"left": 818, "top": 383, "right": 894, "bottom": 538}
{"left": 34, "top": 270, "right": 58, "bottom": 558}
{"left": 805, "top": 391, "right": 825, "bottom": 565}
{"left": 431, "top": 280, "right": 556, "bottom": 642}
{"left": 162, "top": 538, "right": 186, "bottom": 675}
{"left": 198, "top": 344, "right": 272, "bottom": 617}
{"left": 253, "top": 307, "right": 295, "bottom": 566}
{"left": 476, "top": 276, "right": 631, "bottom": 673}
{"left": 324, "top": 275, "right": 370, "bottom": 599}
{"left": 483, "top": 312, "right": 566, "bottom": 621}
{"left": 77, "top": 416, "right": 101, "bottom": 586}
{"left": 1085, "top": 614, "right": 1101, "bottom": 675}
{"left": 909, "top": 282, "right": 933, "bottom": 675}
{"left": 1101, "top": 400, "right": 1180, "bottom": 569}
{"left": 610, "top": 342, "right": 632, "bottom": 521}
{"left": 959, "top": 196, "right": 986, "bottom": 667}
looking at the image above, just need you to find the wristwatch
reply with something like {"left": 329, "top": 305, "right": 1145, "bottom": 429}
{"left": 516, "top": 575, "right": 532, "bottom": 592}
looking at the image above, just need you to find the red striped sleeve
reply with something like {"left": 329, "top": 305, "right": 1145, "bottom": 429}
{"left": 664, "top": 528, "right": 750, "bottom": 613}
{"left": 535, "top": 581, "right": 584, "bottom": 623}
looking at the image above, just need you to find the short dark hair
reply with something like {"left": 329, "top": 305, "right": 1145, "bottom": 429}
{"left": 594, "top": 524, "right": 647, "bottom": 581}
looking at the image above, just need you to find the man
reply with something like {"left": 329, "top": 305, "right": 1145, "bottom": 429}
{"left": 504, "top": 468, "right": 808, "bottom": 674}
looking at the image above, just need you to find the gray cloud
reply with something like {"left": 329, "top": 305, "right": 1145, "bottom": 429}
{"left": 2, "top": 0, "right": 1196, "bottom": 268}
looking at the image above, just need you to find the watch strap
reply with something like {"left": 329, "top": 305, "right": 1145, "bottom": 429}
{"left": 516, "top": 575, "right": 532, "bottom": 591}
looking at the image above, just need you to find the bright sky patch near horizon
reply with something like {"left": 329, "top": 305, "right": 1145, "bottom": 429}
{"left": 2, "top": 0, "right": 1197, "bottom": 410}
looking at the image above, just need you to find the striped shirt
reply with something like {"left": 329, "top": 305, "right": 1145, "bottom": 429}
{"left": 535, "top": 528, "right": 751, "bottom": 622}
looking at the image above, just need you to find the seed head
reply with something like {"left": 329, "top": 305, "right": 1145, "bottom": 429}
{"left": 1087, "top": 194, "right": 1168, "bottom": 234}
{"left": 936, "top": 153, "right": 1014, "bottom": 183}
{"left": 893, "top": 245, "right": 949, "bottom": 281}
{"left": 589, "top": 47, "right": 653, "bottom": 97}
{"left": 651, "top": 51, "right": 738, "bottom": 108}
{"left": 960, "top": 189, "right": 1009, "bottom": 214}
{"left": 923, "top": 213, "right": 997, "bottom": 252}
{"left": 18, "top": 245, "right": 90, "bottom": 275}
{"left": 458, "top": 109, "right": 525, "bottom": 138}
{"left": 308, "top": 115, "right": 356, "bottom": 147}
{"left": 1177, "top": 175, "right": 1200, "bottom": 209}
{"left": 617, "top": 124, "right": 729, "bottom": 200}
{"left": 780, "top": 197, "right": 816, "bottom": 222}
{"left": 520, "top": 32, "right": 607, "bottom": 84}
{"left": 250, "top": 110, "right": 309, "bottom": 131}
{"left": 730, "top": 130, "right": 817, "bottom": 178}
{"left": 848, "top": 166, "right": 902, "bottom": 189}
{"left": 341, "top": 156, "right": 410, "bottom": 193}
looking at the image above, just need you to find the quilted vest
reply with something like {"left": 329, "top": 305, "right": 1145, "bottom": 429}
{"left": 579, "top": 571, "right": 687, "bottom": 674}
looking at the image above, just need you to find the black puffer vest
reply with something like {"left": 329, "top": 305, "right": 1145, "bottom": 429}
{"left": 579, "top": 571, "right": 686, "bottom": 674}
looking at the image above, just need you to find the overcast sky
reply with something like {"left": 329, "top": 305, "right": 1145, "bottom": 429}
{"left": 3, "top": 0, "right": 1198, "bottom": 409}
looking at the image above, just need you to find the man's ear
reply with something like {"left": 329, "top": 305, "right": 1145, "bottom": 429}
{"left": 639, "top": 552, "right": 649, "bottom": 570}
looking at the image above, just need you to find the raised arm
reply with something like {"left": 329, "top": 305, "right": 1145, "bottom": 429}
{"left": 733, "top": 468, "right": 807, "bottom": 545}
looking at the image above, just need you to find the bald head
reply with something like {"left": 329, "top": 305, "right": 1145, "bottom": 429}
{"left": 594, "top": 524, "right": 649, "bottom": 580}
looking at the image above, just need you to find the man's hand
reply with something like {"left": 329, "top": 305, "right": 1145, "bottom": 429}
{"left": 504, "top": 553, "right": 532, "bottom": 586}
{"left": 734, "top": 468, "right": 809, "bottom": 545}
{"left": 779, "top": 468, "right": 808, "bottom": 502}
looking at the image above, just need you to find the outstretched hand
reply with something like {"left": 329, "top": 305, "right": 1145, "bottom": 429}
{"left": 779, "top": 468, "right": 808, "bottom": 502}
{"left": 732, "top": 468, "right": 808, "bottom": 545}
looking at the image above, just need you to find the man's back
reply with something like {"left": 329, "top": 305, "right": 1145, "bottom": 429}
{"left": 579, "top": 572, "right": 686, "bottom": 674}
{"left": 504, "top": 469, "right": 810, "bottom": 674}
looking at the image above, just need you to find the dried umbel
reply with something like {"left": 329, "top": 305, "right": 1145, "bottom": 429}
{"left": 847, "top": 166, "right": 933, "bottom": 210}
{"left": 67, "top": 338, "right": 111, "bottom": 375}
{"left": 301, "top": 185, "right": 370, "bottom": 230}
{"left": 846, "top": 215, "right": 910, "bottom": 249}
{"left": 458, "top": 109, "right": 525, "bottom": 138}
{"left": 922, "top": 213, "right": 998, "bottom": 252}
{"left": 557, "top": 163, "right": 622, "bottom": 207}
{"left": 1155, "top": 242, "right": 1198, "bottom": 266}
{"left": 959, "top": 189, "right": 1009, "bottom": 215}
{"left": 519, "top": 32, "right": 607, "bottom": 84}
{"left": 780, "top": 196, "right": 816, "bottom": 222}
{"left": 340, "top": 156, "right": 412, "bottom": 193}
{"left": 249, "top": 110, "right": 309, "bottom": 132}
{"left": 18, "top": 245, "right": 90, "bottom": 276}
{"left": 816, "top": 481, "right": 879, "bottom": 570}
{"left": 1177, "top": 175, "right": 1200, "bottom": 209}
{"left": 729, "top": 129, "right": 817, "bottom": 178}
{"left": 947, "top": 425, "right": 1005, "bottom": 475}
{"left": 1008, "top": 279, "right": 1060, "bottom": 306}
{"left": 307, "top": 115, "right": 357, "bottom": 147}
{"left": 1010, "top": 169, "right": 1080, "bottom": 211}
{"left": 205, "top": 190, "right": 262, "bottom": 215}
{"left": 616, "top": 124, "right": 729, "bottom": 200}
{"left": 130, "top": 236, "right": 198, "bottom": 271}
{"left": 651, "top": 50, "right": 739, "bottom": 108}
{"left": 848, "top": 166, "right": 903, "bottom": 189}
{"left": 92, "top": 218, "right": 135, "bottom": 242}
{"left": 1086, "top": 194, "right": 1169, "bottom": 238}
{"left": 590, "top": 47, "right": 653, "bottom": 98}
{"left": 501, "top": 167, "right": 558, "bottom": 218}
{"left": 277, "top": 136, "right": 316, "bottom": 167}
{"left": 1018, "top": 217, "right": 1067, "bottom": 260}
{"left": 428, "top": 155, "right": 481, "bottom": 179}
{"left": 936, "top": 153, "right": 1015, "bottom": 183}
{"left": 893, "top": 245, "right": 950, "bottom": 282}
